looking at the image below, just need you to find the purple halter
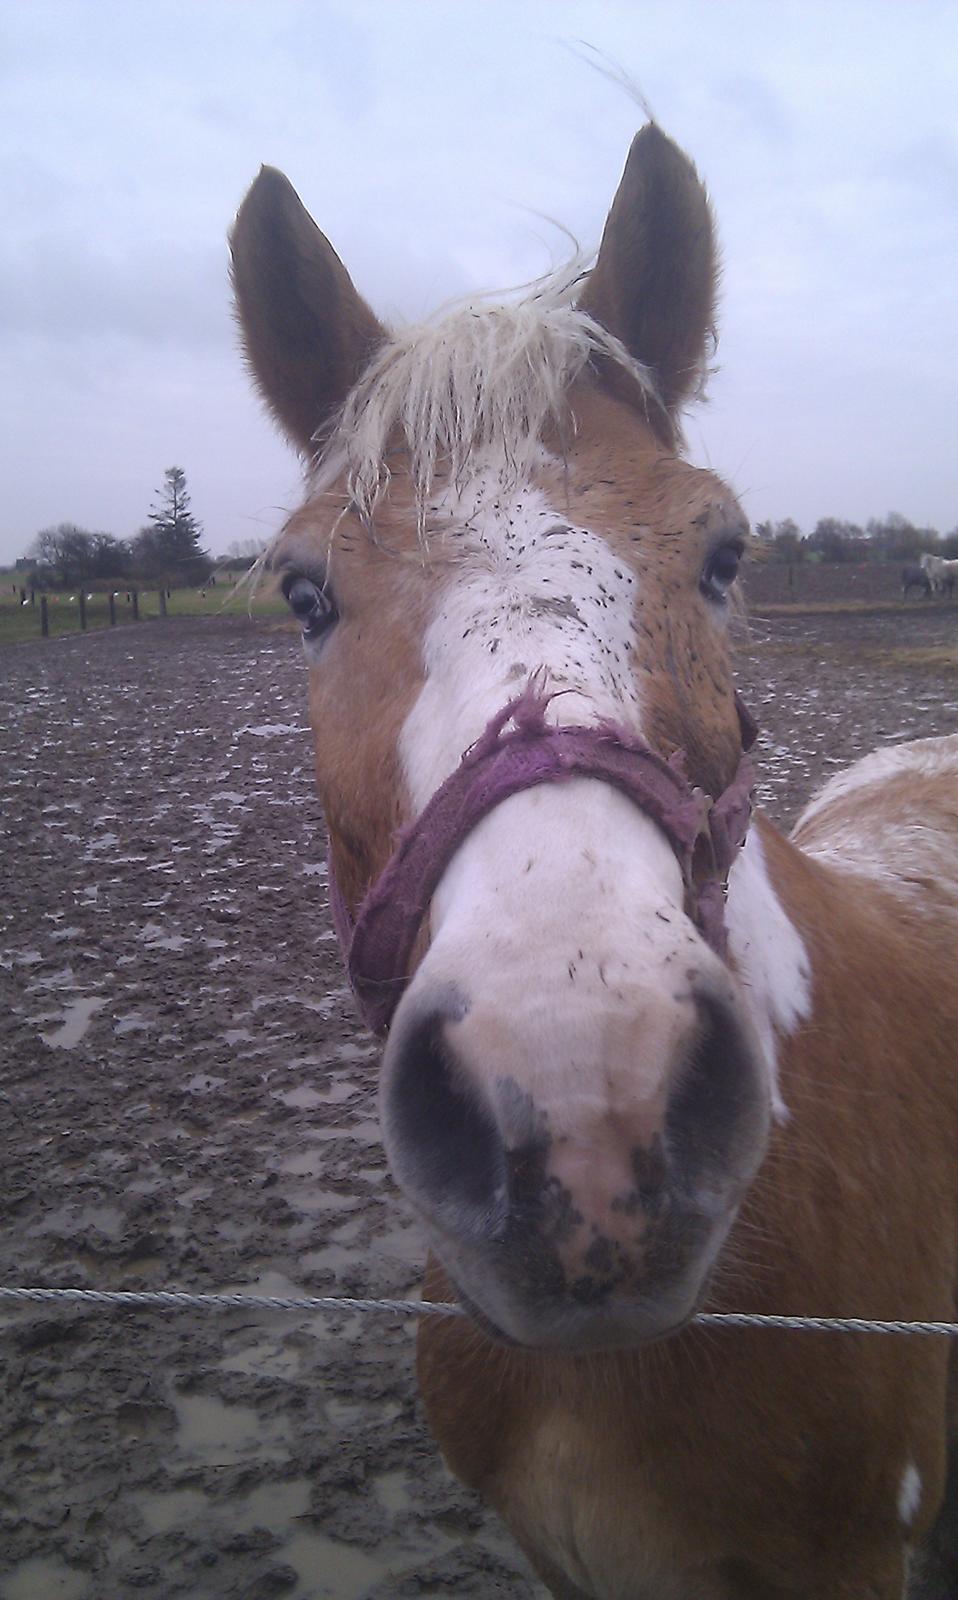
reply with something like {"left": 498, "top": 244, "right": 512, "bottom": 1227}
{"left": 329, "top": 687, "right": 757, "bottom": 1037}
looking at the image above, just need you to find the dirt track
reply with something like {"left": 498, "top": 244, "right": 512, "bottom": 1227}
{"left": 1, "top": 593, "right": 956, "bottom": 1599}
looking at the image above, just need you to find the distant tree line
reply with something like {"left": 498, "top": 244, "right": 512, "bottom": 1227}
{"left": 16, "top": 466, "right": 264, "bottom": 589}
{"left": 754, "top": 513, "right": 958, "bottom": 564}
{"left": 30, "top": 523, "right": 133, "bottom": 587}
{"left": 16, "top": 477, "right": 955, "bottom": 584}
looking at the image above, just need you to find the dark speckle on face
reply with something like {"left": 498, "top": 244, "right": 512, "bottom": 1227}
{"left": 535, "top": 1173, "right": 584, "bottom": 1247}
{"left": 620, "top": 1136, "right": 669, "bottom": 1216}
{"left": 496, "top": 1077, "right": 550, "bottom": 1149}
{"left": 528, "top": 594, "right": 584, "bottom": 624}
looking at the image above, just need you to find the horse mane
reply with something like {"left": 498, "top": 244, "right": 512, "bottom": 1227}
{"left": 309, "top": 261, "right": 670, "bottom": 538}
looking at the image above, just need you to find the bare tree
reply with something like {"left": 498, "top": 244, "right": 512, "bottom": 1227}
{"left": 31, "top": 524, "right": 131, "bottom": 585}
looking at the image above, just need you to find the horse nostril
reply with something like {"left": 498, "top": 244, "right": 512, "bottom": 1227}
{"left": 382, "top": 1007, "right": 508, "bottom": 1239}
{"left": 665, "top": 993, "right": 767, "bottom": 1199}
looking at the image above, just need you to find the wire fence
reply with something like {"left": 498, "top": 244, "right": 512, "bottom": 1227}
{"left": 3, "top": 1285, "right": 957, "bottom": 1338}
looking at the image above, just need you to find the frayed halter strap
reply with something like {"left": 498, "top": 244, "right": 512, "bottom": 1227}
{"left": 330, "top": 687, "right": 758, "bottom": 1037}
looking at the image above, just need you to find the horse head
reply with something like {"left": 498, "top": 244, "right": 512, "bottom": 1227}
{"left": 231, "top": 126, "right": 772, "bottom": 1352}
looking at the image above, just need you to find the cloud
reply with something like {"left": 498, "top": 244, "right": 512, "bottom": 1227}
{"left": 0, "top": 231, "right": 229, "bottom": 350}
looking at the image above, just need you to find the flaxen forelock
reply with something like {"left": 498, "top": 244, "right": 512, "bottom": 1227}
{"left": 309, "top": 263, "right": 669, "bottom": 539}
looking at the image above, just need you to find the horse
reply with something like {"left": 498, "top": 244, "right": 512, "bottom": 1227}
{"left": 919, "top": 553, "right": 958, "bottom": 598}
{"left": 920, "top": 553, "right": 944, "bottom": 594}
{"left": 902, "top": 563, "right": 932, "bottom": 599}
{"left": 939, "top": 559, "right": 958, "bottom": 599}
{"left": 231, "top": 123, "right": 958, "bottom": 1599}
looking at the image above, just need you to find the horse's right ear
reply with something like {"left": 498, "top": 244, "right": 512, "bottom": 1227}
{"left": 230, "top": 167, "right": 386, "bottom": 455}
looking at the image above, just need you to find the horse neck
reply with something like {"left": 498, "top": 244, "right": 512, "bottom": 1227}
{"left": 731, "top": 812, "right": 958, "bottom": 1204}
{"left": 732, "top": 810, "right": 955, "bottom": 1079}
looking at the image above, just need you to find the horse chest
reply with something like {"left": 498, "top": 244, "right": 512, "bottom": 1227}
{"left": 496, "top": 1407, "right": 730, "bottom": 1600}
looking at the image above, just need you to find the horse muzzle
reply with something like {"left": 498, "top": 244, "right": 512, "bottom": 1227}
{"left": 380, "top": 960, "right": 770, "bottom": 1352}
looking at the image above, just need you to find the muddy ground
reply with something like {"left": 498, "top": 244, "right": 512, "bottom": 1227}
{"left": 1, "top": 581, "right": 956, "bottom": 1600}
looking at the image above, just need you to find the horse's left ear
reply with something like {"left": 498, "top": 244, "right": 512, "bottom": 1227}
{"left": 579, "top": 124, "right": 717, "bottom": 426}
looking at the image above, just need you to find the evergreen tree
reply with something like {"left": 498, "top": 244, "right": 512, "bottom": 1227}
{"left": 147, "top": 466, "right": 209, "bottom": 585}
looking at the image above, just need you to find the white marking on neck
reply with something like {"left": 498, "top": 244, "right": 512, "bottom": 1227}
{"left": 793, "top": 734, "right": 958, "bottom": 910}
{"left": 898, "top": 1461, "right": 922, "bottom": 1527}
{"left": 726, "top": 827, "right": 812, "bottom": 1120}
{"left": 400, "top": 471, "right": 643, "bottom": 807}
{"left": 796, "top": 736, "right": 958, "bottom": 828}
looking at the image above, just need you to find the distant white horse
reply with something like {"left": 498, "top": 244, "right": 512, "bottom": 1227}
{"left": 920, "top": 553, "right": 943, "bottom": 590}
{"left": 920, "top": 553, "right": 957, "bottom": 596}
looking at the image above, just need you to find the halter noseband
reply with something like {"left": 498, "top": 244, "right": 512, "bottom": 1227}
{"left": 330, "top": 687, "right": 757, "bottom": 1037}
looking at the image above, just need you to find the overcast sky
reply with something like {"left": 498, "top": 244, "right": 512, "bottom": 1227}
{"left": 2, "top": 0, "right": 957, "bottom": 567}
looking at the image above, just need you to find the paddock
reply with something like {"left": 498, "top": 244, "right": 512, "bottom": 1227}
{"left": 2, "top": 591, "right": 956, "bottom": 1599}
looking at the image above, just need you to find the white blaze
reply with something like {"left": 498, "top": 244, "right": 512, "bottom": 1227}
{"left": 396, "top": 476, "right": 736, "bottom": 1121}
{"left": 399, "top": 474, "right": 642, "bottom": 808}
{"left": 397, "top": 470, "right": 807, "bottom": 1120}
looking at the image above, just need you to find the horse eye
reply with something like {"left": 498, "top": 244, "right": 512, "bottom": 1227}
{"left": 283, "top": 574, "right": 338, "bottom": 639}
{"left": 701, "top": 543, "right": 743, "bottom": 603}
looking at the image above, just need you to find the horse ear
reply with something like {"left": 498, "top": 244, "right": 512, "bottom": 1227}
{"left": 579, "top": 124, "right": 717, "bottom": 425}
{"left": 230, "top": 167, "right": 386, "bottom": 454}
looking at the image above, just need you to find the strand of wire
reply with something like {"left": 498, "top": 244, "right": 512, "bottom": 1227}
{"left": 1, "top": 1285, "right": 957, "bottom": 1337}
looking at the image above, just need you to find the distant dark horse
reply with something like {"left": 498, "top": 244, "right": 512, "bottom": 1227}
{"left": 903, "top": 563, "right": 932, "bottom": 599}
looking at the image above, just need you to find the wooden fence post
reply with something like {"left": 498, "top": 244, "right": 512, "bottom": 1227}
{"left": 40, "top": 596, "right": 49, "bottom": 637}
{"left": 159, "top": 589, "right": 167, "bottom": 617}
{"left": 132, "top": 590, "right": 139, "bottom": 622}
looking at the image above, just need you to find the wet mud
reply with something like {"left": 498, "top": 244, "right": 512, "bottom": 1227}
{"left": 1, "top": 592, "right": 956, "bottom": 1598}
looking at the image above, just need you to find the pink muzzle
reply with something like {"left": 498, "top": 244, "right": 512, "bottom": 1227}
{"left": 329, "top": 687, "right": 757, "bottom": 1036}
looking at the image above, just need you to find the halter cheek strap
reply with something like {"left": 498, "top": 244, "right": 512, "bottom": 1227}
{"left": 329, "top": 687, "right": 757, "bottom": 1037}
